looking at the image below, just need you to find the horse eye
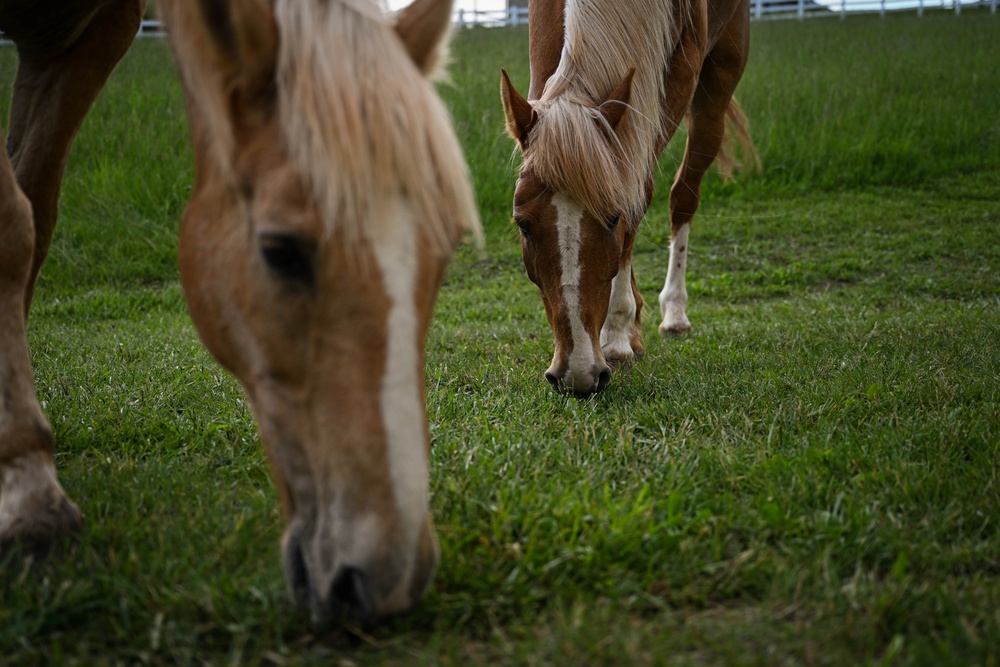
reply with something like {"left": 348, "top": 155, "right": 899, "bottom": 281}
{"left": 607, "top": 212, "right": 621, "bottom": 230}
{"left": 259, "top": 233, "right": 315, "bottom": 284}
{"left": 514, "top": 216, "right": 531, "bottom": 237}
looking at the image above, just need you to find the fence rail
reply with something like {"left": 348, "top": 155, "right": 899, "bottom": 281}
{"left": 127, "top": 0, "right": 997, "bottom": 39}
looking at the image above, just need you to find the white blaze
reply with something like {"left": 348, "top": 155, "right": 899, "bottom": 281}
{"left": 552, "top": 194, "right": 597, "bottom": 380}
{"left": 369, "top": 197, "right": 427, "bottom": 559}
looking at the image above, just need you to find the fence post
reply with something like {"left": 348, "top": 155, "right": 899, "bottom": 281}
{"left": 993, "top": 0, "right": 997, "bottom": 15}
{"left": 754, "top": 0, "right": 762, "bottom": 19}
{"left": 918, "top": 0, "right": 924, "bottom": 17}
{"left": 797, "top": 0, "right": 804, "bottom": 19}
{"left": 955, "top": 0, "right": 961, "bottom": 14}
{"left": 456, "top": 8, "right": 465, "bottom": 27}
{"left": 841, "top": 0, "right": 847, "bottom": 19}
{"left": 880, "top": 0, "right": 885, "bottom": 16}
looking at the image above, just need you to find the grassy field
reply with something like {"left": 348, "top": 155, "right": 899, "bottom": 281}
{"left": 2, "top": 9, "right": 999, "bottom": 666}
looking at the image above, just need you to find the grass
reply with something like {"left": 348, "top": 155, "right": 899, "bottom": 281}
{"left": 2, "top": 9, "right": 999, "bottom": 666}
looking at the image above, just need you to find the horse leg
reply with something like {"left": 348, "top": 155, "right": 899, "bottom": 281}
{"left": 9, "top": 0, "right": 145, "bottom": 312}
{"left": 0, "top": 132, "right": 80, "bottom": 555}
{"left": 0, "top": 0, "right": 143, "bottom": 555}
{"left": 600, "top": 173, "right": 660, "bottom": 369}
{"left": 600, "top": 223, "right": 646, "bottom": 369}
{"left": 658, "top": 11, "right": 749, "bottom": 336}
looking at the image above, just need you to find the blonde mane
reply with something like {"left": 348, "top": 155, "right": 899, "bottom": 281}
{"left": 276, "top": 0, "right": 480, "bottom": 252}
{"left": 525, "top": 0, "right": 695, "bottom": 222}
{"left": 163, "top": 0, "right": 480, "bottom": 255}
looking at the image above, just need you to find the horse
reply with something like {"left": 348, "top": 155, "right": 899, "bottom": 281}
{"left": 0, "top": 0, "right": 479, "bottom": 628}
{"left": 500, "top": 0, "right": 758, "bottom": 395}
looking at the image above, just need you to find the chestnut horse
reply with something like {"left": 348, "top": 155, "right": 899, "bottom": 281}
{"left": 501, "top": 0, "right": 757, "bottom": 395}
{"left": 0, "top": 0, "right": 479, "bottom": 626}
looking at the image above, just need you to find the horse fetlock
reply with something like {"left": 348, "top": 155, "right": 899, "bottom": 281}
{"left": 659, "top": 313, "right": 693, "bottom": 336}
{"left": 658, "top": 287, "right": 692, "bottom": 336}
{"left": 602, "top": 323, "right": 645, "bottom": 370}
{"left": 600, "top": 328, "right": 634, "bottom": 364}
{"left": 0, "top": 450, "right": 82, "bottom": 557}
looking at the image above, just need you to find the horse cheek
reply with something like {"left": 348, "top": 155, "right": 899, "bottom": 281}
{"left": 178, "top": 190, "right": 252, "bottom": 379}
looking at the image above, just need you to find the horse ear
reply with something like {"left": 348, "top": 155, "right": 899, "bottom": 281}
{"left": 395, "top": 0, "right": 453, "bottom": 76}
{"left": 501, "top": 68, "right": 536, "bottom": 149}
{"left": 228, "top": 0, "right": 279, "bottom": 104}
{"left": 599, "top": 67, "right": 636, "bottom": 131}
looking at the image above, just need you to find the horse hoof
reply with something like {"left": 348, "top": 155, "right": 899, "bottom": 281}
{"left": 0, "top": 454, "right": 84, "bottom": 560}
{"left": 0, "top": 496, "right": 83, "bottom": 561}
{"left": 606, "top": 347, "right": 645, "bottom": 372}
{"left": 606, "top": 355, "right": 634, "bottom": 372}
{"left": 658, "top": 322, "right": 692, "bottom": 337}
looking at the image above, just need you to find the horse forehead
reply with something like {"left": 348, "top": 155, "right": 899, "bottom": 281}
{"left": 513, "top": 171, "right": 556, "bottom": 222}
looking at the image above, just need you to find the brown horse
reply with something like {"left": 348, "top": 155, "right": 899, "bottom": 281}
{"left": 0, "top": 0, "right": 479, "bottom": 627}
{"left": 501, "top": 0, "right": 757, "bottom": 395}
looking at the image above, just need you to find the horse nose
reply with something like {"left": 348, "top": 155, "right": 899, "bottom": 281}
{"left": 545, "top": 364, "right": 612, "bottom": 396}
{"left": 545, "top": 370, "right": 562, "bottom": 391}
{"left": 595, "top": 365, "right": 612, "bottom": 393}
{"left": 329, "top": 567, "right": 377, "bottom": 628}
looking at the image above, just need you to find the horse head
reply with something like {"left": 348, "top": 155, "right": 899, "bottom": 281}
{"left": 501, "top": 67, "right": 646, "bottom": 396}
{"left": 163, "top": 0, "right": 477, "bottom": 626}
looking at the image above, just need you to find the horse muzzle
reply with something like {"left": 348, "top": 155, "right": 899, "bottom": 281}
{"left": 281, "top": 512, "right": 438, "bottom": 629}
{"left": 545, "top": 362, "right": 612, "bottom": 396}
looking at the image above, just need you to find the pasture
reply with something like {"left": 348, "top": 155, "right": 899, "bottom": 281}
{"left": 2, "top": 9, "right": 999, "bottom": 666}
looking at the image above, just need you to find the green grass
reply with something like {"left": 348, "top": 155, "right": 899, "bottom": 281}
{"left": 2, "top": 9, "right": 1000, "bottom": 666}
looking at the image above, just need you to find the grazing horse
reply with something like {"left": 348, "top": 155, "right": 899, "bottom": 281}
{"left": 0, "top": 0, "right": 479, "bottom": 627}
{"left": 501, "top": 0, "right": 757, "bottom": 395}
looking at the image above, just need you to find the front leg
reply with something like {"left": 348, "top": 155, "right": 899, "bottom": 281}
{"left": 0, "top": 136, "right": 82, "bottom": 555}
{"left": 600, "top": 231, "right": 645, "bottom": 369}
{"left": 0, "top": 0, "right": 144, "bottom": 554}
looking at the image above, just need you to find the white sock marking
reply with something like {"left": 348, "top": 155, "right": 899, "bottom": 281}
{"left": 600, "top": 262, "right": 636, "bottom": 360}
{"left": 659, "top": 223, "right": 691, "bottom": 333}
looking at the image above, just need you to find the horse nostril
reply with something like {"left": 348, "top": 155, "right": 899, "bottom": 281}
{"left": 281, "top": 525, "right": 309, "bottom": 609}
{"left": 595, "top": 366, "right": 612, "bottom": 393}
{"left": 330, "top": 567, "right": 376, "bottom": 627}
{"left": 545, "top": 371, "right": 562, "bottom": 391}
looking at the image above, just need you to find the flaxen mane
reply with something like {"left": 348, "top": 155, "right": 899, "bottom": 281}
{"left": 525, "top": 0, "right": 695, "bottom": 223}
{"left": 164, "top": 0, "right": 480, "bottom": 254}
{"left": 276, "top": 0, "right": 480, "bottom": 252}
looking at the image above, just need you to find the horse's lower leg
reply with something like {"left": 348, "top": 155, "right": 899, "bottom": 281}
{"left": 0, "top": 139, "right": 81, "bottom": 555}
{"left": 0, "top": 0, "right": 143, "bottom": 554}
{"left": 600, "top": 257, "right": 646, "bottom": 368}
{"left": 659, "top": 134, "right": 718, "bottom": 335}
{"left": 658, "top": 16, "right": 749, "bottom": 337}
{"left": 600, "top": 186, "right": 649, "bottom": 368}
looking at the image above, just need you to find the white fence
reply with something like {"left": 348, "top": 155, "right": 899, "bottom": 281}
{"left": 129, "top": 0, "right": 994, "bottom": 37}
{"left": 453, "top": 0, "right": 996, "bottom": 24}
{"left": 750, "top": 0, "right": 995, "bottom": 19}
